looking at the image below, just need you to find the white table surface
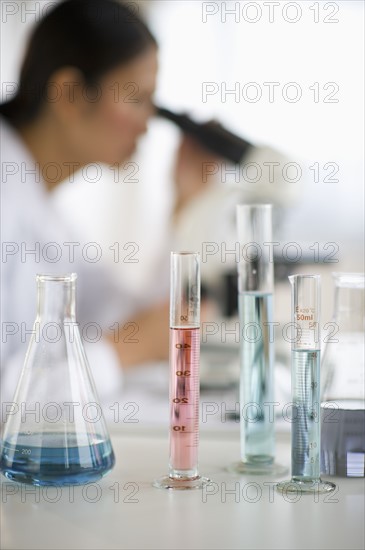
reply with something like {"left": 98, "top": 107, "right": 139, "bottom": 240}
{"left": 1, "top": 426, "right": 364, "bottom": 550}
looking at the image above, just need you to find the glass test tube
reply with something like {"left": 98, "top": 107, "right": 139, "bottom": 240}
{"left": 230, "top": 205, "right": 286, "bottom": 475}
{"left": 277, "top": 275, "right": 336, "bottom": 494}
{"left": 153, "top": 252, "right": 211, "bottom": 490}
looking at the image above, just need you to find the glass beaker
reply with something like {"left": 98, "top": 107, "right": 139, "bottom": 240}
{"left": 321, "top": 273, "right": 365, "bottom": 477}
{"left": 0, "top": 274, "right": 115, "bottom": 486}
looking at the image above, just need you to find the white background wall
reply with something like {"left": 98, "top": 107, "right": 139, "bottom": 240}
{"left": 1, "top": 0, "right": 364, "bottom": 295}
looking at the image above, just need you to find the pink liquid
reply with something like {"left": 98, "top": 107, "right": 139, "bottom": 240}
{"left": 169, "top": 327, "right": 200, "bottom": 475}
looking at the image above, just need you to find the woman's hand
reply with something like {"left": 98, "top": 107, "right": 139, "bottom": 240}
{"left": 107, "top": 301, "right": 170, "bottom": 367}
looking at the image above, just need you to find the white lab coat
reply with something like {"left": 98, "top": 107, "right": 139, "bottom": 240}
{"left": 0, "top": 117, "right": 167, "bottom": 409}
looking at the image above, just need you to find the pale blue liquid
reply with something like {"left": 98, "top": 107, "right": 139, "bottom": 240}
{"left": 291, "top": 350, "right": 321, "bottom": 480}
{"left": 239, "top": 292, "right": 275, "bottom": 465}
{"left": 0, "top": 432, "right": 115, "bottom": 486}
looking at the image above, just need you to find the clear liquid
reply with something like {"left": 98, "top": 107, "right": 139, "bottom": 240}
{"left": 169, "top": 327, "right": 200, "bottom": 478}
{"left": 239, "top": 293, "right": 275, "bottom": 465}
{"left": 0, "top": 432, "right": 115, "bottom": 486}
{"left": 321, "top": 400, "right": 365, "bottom": 477}
{"left": 291, "top": 350, "right": 321, "bottom": 480}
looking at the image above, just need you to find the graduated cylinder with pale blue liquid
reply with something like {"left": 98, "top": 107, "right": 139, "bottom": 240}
{"left": 276, "top": 274, "right": 336, "bottom": 494}
{"left": 230, "top": 204, "right": 285, "bottom": 475}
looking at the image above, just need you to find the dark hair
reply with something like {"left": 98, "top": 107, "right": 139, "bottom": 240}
{"left": 0, "top": 0, "right": 157, "bottom": 127}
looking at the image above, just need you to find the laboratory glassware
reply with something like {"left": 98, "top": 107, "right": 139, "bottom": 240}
{"left": 230, "top": 204, "right": 286, "bottom": 475}
{"left": 153, "top": 252, "right": 211, "bottom": 489}
{"left": 321, "top": 273, "right": 365, "bottom": 477}
{"left": 0, "top": 274, "right": 115, "bottom": 486}
{"left": 277, "top": 275, "right": 335, "bottom": 494}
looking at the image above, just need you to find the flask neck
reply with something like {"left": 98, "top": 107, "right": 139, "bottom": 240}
{"left": 37, "top": 278, "right": 76, "bottom": 322}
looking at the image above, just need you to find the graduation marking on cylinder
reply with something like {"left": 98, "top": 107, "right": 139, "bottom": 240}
{"left": 153, "top": 252, "right": 211, "bottom": 490}
{"left": 276, "top": 274, "right": 336, "bottom": 495}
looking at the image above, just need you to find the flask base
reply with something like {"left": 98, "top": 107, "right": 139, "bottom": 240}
{"left": 0, "top": 434, "right": 115, "bottom": 486}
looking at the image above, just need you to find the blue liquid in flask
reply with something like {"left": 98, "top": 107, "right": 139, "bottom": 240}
{"left": 0, "top": 432, "right": 115, "bottom": 486}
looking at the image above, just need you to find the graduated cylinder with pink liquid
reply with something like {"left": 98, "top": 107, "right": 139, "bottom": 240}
{"left": 153, "top": 252, "right": 211, "bottom": 490}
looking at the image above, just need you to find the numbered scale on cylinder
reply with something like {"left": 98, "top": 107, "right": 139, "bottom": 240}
{"left": 276, "top": 275, "right": 336, "bottom": 495}
{"left": 153, "top": 252, "right": 211, "bottom": 490}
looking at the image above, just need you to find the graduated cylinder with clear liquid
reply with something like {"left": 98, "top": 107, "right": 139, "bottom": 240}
{"left": 0, "top": 274, "right": 115, "bottom": 486}
{"left": 277, "top": 274, "right": 335, "bottom": 494}
{"left": 153, "top": 252, "right": 211, "bottom": 490}
{"left": 230, "top": 204, "right": 285, "bottom": 475}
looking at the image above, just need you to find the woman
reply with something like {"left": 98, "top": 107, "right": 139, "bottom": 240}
{"left": 0, "top": 0, "right": 170, "bottom": 405}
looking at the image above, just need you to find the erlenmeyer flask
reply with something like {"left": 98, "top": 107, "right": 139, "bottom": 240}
{"left": 0, "top": 274, "right": 115, "bottom": 486}
{"left": 321, "top": 273, "right": 365, "bottom": 477}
